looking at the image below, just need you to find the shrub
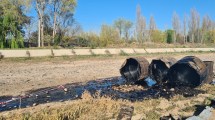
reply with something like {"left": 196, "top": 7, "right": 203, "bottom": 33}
{"left": 166, "top": 30, "right": 174, "bottom": 44}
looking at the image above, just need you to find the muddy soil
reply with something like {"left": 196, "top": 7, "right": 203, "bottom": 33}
{"left": 0, "top": 53, "right": 214, "bottom": 97}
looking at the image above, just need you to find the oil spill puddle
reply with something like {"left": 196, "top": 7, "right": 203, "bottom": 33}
{"left": 0, "top": 77, "right": 126, "bottom": 112}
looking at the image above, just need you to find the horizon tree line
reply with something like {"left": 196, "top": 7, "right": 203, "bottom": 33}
{"left": 0, "top": 1, "right": 215, "bottom": 49}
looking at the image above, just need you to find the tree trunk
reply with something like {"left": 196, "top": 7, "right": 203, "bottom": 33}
{"left": 183, "top": 35, "right": 186, "bottom": 44}
{"left": 38, "top": 18, "right": 41, "bottom": 47}
{"left": 36, "top": 1, "right": 42, "bottom": 47}
{"left": 201, "top": 31, "right": 205, "bottom": 44}
{"left": 174, "top": 31, "right": 176, "bottom": 44}
{"left": 52, "top": 0, "right": 57, "bottom": 44}
{"left": 41, "top": 16, "right": 44, "bottom": 47}
{"left": 126, "top": 31, "right": 128, "bottom": 41}
{"left": 148, "top": 30, "right": 151, "bottom": 42}
{"left": 183, "top": 29, "right": 186, "bottom": 44}
{"left": 119, "top": 29, "right": 122, "bottom": 38}
{"left": 40, "top": 5, "right": 45, "bottom": 47}
{"left": 52, "top": 12, "right": 56, "bottom": 44}
{"left": 192, "top": 33, "right": 194, "bottom": 43}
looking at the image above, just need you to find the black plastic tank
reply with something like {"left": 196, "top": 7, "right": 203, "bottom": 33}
{"left": 168, "top": 56, "right": 207, "bottom": 87}
{"left": 120, "top": 57, "right": 149, "bottom": 83}
{"left": 203, "top": 61, "right": 214, "bottom": 84}
{"left": 148, "top": 57, "right": 177, "bottom": 84}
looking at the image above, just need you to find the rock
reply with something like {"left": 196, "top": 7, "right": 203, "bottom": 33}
{"left": 137, "top": 86, "right": 142, "bottom": 89}
{"left": 170, "top": 88, "right": 175, "bottom": 91}
{"left": 160, "top": 114, "right": 175, "bottom": 120}
{"left": 212, "top": 79, "right": 215, "bottom": 85}
{"left": 33, "top": 103, "right": 37, "bottom": 106}
{"left": 117, "top": 105, "right": 134, "bottom": 120}
{"left": 64, "top": 88, "right": 68, "bottom": 92}
{"left": 26, "top": 105, "right": 30, "bottom": 108}
{"left": 186, "top": 106, "right": 214, "bottom": 120}
{"left": 12, "top": 97, "right": 17, "bottom": 100}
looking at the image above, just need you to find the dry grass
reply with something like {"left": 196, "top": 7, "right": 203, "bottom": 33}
{"left": 0, "top": 91, "right": 124, "bottom": 120}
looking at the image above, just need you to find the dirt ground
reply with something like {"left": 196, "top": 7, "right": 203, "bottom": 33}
{"left": 0, "top": 52, "right": 215, "bottom": 119}
{"left": 0, "top": 53, "right": 215, "bottom": 96}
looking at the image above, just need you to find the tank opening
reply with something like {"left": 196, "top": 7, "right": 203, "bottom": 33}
{"left": 150, "top": 60, "right": 169, "bottom": 84}
{"left": 120, "top": 58, "right": 140, "bottom": 83}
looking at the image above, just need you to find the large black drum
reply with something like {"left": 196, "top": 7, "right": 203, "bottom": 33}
{"left": 120, "top": 57, "right": 149, "bottom": 83}
{"left": 148, "top": 57, "right": 177, "bottom": 84}
{"left": 168, "top": 56, "right": 207, "bottom": 87}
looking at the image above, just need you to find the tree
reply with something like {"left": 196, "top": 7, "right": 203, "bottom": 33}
{"left": 205, "top": 30, "right": 215, "bottom": 43}
{"left": 0, "top": 14, "right": 4, "bottom": 48}
{"left": 151, "top": 30, "right": 165, "bottom": 43}
{"left": 166, "top": 30, "right": 174, "bottom": 44}
{"left": 202, "top": 15, "right": 212, "bottom": 43}
{"left": 114, "top": 18, "right": 124, "bottom": 38}
{"left": 172, "top": 12, "right": 181, "bottom": 43}
{"left": 0, "top": 5, "right": 4, "bottom": 48}
{"left": 25, "top": 17, "right": 35, "bottom": 43}
{"left": 35, "top": 0, "right": 48, "bottom": 47}
{"left": 149, "top": 15, "right": 156, "bottom": 42}
{"left": 50, "top": 0, "right": 77, "bottom": 44}
{"left": 67, "top": 22, "right": 82, "bottom": 37}
{"left": 25, "top": 0, "right": 49, "bottom": 47}
{"left": 212, "top": 21, "right": 215, "bottom": 30}
{"left": 188, "top": 8, "right": 200, "bottom": 43}
{"left": 196, "top": 12, "right": 201, "bottom": 43}
{"left": 78, "top": 32, "right": 100, "bottom": 48}
{"left": 113, "top": 18, "right": 133, "bottom": 41}
{"left": 136, "top": 4, "right": 146, "bottom": 44}
{"left": 0, "top": 0, "right": 30, "bottom": 48}
{"left": 25, "top": 0, "right": 77, "bottom": 47}
{"left": 100, "top": 24, "right": 120, "bottom": 47}
{"left": 183, "top": 14, "right": 187, "bottom": 44}
{"left": 123, "top": 20, "right": 133, "bottom": 41}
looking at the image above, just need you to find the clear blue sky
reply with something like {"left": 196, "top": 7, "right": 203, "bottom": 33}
{"left": 74, "top": 0, "right": 215, "bottom": 32}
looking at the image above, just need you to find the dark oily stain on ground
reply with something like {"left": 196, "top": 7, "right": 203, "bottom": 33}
{"left": 109, "top": 83, "right": 205, "bottom": 101}
{"left": 0, "top": 77, "right": 205, "bottom": 112}
{"left": 0, "top": 77, "right": 125, "bottom": 112}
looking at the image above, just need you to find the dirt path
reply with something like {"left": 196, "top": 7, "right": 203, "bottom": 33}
{"left": 0, "top": 53, "right": 214, "bottom": 96}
